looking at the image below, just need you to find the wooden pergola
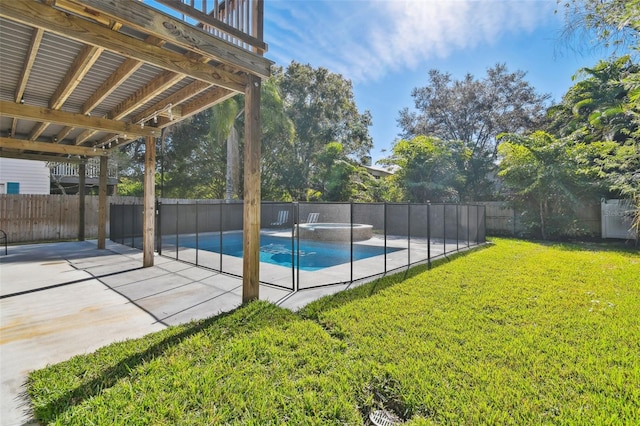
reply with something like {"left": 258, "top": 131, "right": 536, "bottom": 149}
{"left": 0, "top": 0, "right": 271, "bottom": 302}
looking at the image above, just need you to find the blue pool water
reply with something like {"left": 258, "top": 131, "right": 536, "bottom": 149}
{"left": 176, "top": 232, "right": 400, "bottom": 271}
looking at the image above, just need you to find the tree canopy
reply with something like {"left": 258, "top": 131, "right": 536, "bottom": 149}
{"left": 397, "top": 64, "right": 549, "bottom": 200}
{"left": 380, "top": 136, "right": 468, "bottom": 203}
{"left": 498, "top": 131, "right": 615, "bottom": 239}
{"left": 275, "top": 62, "right": 373, "bottom": 200}
{"left": 117, "top": 62, "right": 373, "bottom": 202}
{"left": 557, "top": 0, "right": 640, "bottom": 52}
{"left": 547, "top": 56, "right": 638, "bottom": 144}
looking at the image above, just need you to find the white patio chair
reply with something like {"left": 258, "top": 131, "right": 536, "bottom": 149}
{"left": 305, "top": 212, "right": 319, "bottom": 223}
{"left": 270, "top": 210, "right": 289, "bottom": 226}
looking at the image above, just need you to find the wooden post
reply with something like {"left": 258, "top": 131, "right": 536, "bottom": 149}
{"left": 242, "top": 73, "right": 261, "bottom": 303}
{"left": 252, "top": 0, "right": 264, "bottom": 53}
{"left": 78, "top": 161, "right": 86, "bottom": 241}
{"left": 97, "top": 155, "right": 107, "bottom": 249}
{"left": 143, "top": 135, "right": 156, "bottom": 267}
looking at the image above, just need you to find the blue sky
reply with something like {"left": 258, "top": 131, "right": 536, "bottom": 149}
{"left": 263, "top": 0, "right": 612, "bottom": 163}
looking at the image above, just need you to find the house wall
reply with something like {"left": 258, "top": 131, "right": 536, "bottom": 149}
{"left": 0, "top": 158, "right": 50, "bottom": 194}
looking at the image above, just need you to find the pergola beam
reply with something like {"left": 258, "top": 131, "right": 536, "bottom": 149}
{"left": 29, "top": 44, "right": 103, "bottom": 141}
{"left": 15, "top": 28, "right": 43, "bottom": 104}
{"left": 0, "top": 137, "right": 108, "bottom": 157}
{"left": 0, "top": 101, "right": 158, "bottom": 139}
{"left": 131, "top": 80, "right": 210, "bottom": 125}
{"left": 166, "top": 87, "right": 236, "bottom": 125}
{"left": 75, "top": 70, "right": 184, "bottom": 145}
{"left": 0, "top": 150, "right": 86, "bottom": 163}
{"left": 12, "top": 28, "right": 44, "bottom": 138}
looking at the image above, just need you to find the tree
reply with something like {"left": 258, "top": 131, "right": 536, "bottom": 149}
{"left": 207, "top": 77, "right": 296, "bottom": 201}
{"left": 209, "top": 95, "right": 243, "bottom": 200}
{"left": 307, "top": 142, "right": 359, "bottom": 201}
{"left": 259, "top": 77, "right": 296, "bottom": 201}
{"left": 398, "top": 64, "right": 549, "bottom": 200}
{"left": 547, "top": 56, "right": 639, "bottom": 143}
{"left": 115, "top": 64, "right": 371, "bottom": 202}
{"left": 380, "top": 136, "right": 468, "bottom": 203}
{"left": 556, "top": 0, "right": 639, "bottom": 53}
{"left": 277, "top": 62, "right": 373, "bottom": 200}
{"left": 162, "top": 109, "right": 227, "bottom": 198}
{"left": 498, "top": 131, "right": 614, "bottom": 239}
{"left": 556, "top": 1, "right": 640, "bottom": 239}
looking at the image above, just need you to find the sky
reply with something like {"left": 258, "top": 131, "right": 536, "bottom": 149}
{"left": 263, "top": 0, "right": 613, "bottom": 163}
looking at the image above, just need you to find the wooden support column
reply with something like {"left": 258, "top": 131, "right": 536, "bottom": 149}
{"left": 242, "top": 73, "right": 261, "bottom": 303}
{"left": 143, "top": 135, "right": 156, "bottom": 267}
{"left": 97, "top": 155, "right": 108, "bottom": 249}
{"left": 78, "top": 161, "right": 86, "bottom": 241}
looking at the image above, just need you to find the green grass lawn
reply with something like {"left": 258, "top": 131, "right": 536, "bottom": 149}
{"left": 28, "top": 239, "right": 640, "bottom": 424}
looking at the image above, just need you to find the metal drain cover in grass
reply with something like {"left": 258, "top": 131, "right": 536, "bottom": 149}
{"left": 369, "top": 409, "right": 402, "bottom": 426}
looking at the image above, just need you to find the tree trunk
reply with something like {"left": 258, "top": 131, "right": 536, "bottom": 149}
{"left": 225, "top": 126, "right": 240, "bottom": 200}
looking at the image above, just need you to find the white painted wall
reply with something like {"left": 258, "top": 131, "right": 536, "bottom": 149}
{"left": 0, "top": 158, "right": 50, "bottom": 194}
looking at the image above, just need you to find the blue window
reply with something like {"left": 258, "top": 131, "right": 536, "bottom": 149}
{"left": 6, "top": 182, "right": 19, "bottom": 194}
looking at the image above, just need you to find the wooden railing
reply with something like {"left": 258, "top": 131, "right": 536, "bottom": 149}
{"left": 49, "top": 158, "right": 118, "bottom": 179}
{"left": 147, "top": 0, "right": 265, "bottom": 54}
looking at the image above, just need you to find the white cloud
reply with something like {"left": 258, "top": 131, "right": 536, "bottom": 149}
{"left": 265, "top": 0, "right": 555, "bottom": 82}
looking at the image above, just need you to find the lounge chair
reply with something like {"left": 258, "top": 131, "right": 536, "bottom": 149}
{"left": 305, "top": 212, "right": 319, "bottom": 223}
{"left": 270, "top": 210, "right": 289, "bottom": 226}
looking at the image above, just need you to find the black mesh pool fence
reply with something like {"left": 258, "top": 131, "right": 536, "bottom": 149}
{"left": 110, "top": 201, "right": 486, "bottom": 290}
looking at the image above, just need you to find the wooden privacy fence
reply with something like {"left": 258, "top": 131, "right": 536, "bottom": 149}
{"left": 0, "top": 195, "right": 141, "bottom": 243}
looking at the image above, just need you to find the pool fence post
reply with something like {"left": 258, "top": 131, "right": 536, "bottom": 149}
{"left": 485, "top": 204, "right": 488, "bottom": 242}
{"left": 384, "top": 202, "right": 387, "bottom": 274}
{"left": 483, "top": 204, "right": 486, "bottom": 243}
{"left": 296, "top": 202, "right": 300, "bottom": 291}
{"left": 350, "top": 201, "right": 354, "bottom": 284}
{"left": 427, "top": 203, "right": 431, "bottom": 269}
{"left": 407, "top": 203, "right": 411, "bottom": 267}
{"left": 443, "top": 204, "right": 446, "bottom": 255}
{"left": 292, "top": 202, "right": 297, "bottom": 291}
{"left": 175, "top": 201, "right": 179, "bottom": 260}
{"left": 467, "top": 204, "right": 470, "bottom": 248}
{"left": 456, "top": 204, "right": 459, "bottom": 252}
{"left": 120, "top": 203, "right": 124, "bottom": 245}
{"left": 219, "top": 202, "right": 223, "bottom": 272}
{"left": 195, "top": 201, "right": 199, "bottom": 266}
{"left": 477, "top": 205, "right": 481, "bottom": 244}
{"left": 131, "top": 201, "right": 135, "bottom": 248}
{"left": 157, "top": 200, "right": 162, "bottom": 256}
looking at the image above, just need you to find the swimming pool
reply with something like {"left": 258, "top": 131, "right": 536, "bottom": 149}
{"left": 175, "top": 232, "right": 400, "bottom": 271}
